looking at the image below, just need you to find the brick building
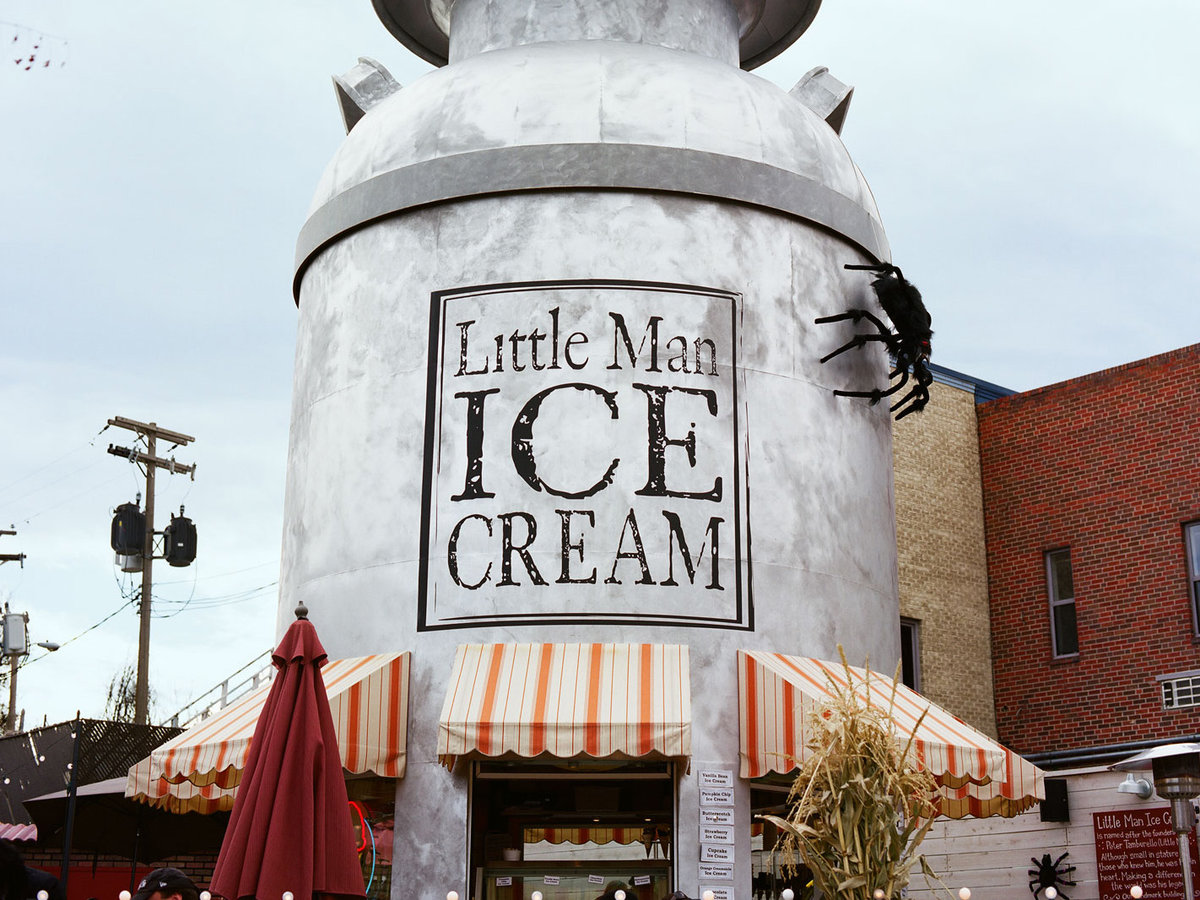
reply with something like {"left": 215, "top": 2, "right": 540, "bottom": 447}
{"left": 893, "top": 369, "right": 1011, "bottom": 738}
{"left": 907, "top": 343, "right": 1200, "bottom": 898}
{"left": 979, "top": 343, "right": 1200, "bottom": 757}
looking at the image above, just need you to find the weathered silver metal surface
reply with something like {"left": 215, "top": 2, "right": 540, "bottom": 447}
{"left": 288, "top": 1, "right": 896, "bottom": 895}
{"left": 333, "top": 57, "right": 402, "bottom": 134}
{"left": 294, "top": 144, "right": 888, "bottom": 297}
{"left": 448, "top": 0, "right": 741, "bottom": 63}
{"left": 284, "top": 190, "right": 898, "bottom": 897}
{"left": 296, "top": 41, "right": 887, "bottom": 298}
{"left": 372, "top": 0, "right": 820, "bottom": 69}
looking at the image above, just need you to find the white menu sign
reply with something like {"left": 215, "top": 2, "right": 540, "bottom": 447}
{"left": 700, "top": 825, "right": 735, "bottom": 845}
{"left": 698, "top": 769, "right": 734, "bottom": 788}
{"left": 701, "top": 844, "right": 734, "bottom": 863}
{"left": 700, "top": 788, "right": 734, "bottom": 807}
{"left": 699, "top": 863, "right": 734, "bottom": 881}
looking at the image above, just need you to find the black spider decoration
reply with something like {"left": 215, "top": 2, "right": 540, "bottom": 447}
{"left": 815, "top": 262, "right": 934, "bottom": 420}
{"left": 1029, "top": 851, "right": 1077, "bottom": 899}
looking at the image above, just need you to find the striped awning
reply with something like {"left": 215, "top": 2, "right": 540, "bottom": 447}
{"left": 126, "top": 652, "right": 410, "bottom": 814}
{"left": 523, "top": 826, "right": 655, "bottom": 846}
{"left": 737, "top": 650, "right": 1044, "bottom": 818}
{"left": 438, "top": 643, "right": 690, "bottom": 768}
{"left": 0, "top": 823, "right": 37, "bottom": 842}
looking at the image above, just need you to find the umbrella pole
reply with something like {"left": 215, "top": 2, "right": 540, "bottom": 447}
{"left": 131, "top": 807, "right": 143, "bottom": 891}
{"left": 60, "top": 713, "right": 82, "bottom": 895}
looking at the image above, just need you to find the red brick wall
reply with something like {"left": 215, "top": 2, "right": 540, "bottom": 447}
{"left": 979, "top": 344, "right": 1200, "bottom": 754}
{"left": 18, "top": 848, "right": 218, "bottom": 900}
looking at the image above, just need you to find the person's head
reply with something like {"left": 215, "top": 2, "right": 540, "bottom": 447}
{"left": 0, "top": 840, "right": 28, "bottom": 900}
{"left": 132, "top": 868, "right": 199, "bottom": 900}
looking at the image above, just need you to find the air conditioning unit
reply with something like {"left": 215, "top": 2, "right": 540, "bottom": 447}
{"left": 1160, "top": 672, "right": 1200, "bottom": 710}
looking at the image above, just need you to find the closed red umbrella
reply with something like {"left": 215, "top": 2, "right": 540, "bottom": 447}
{"left": 211, "top": 605, "right": 366, "bottom": 900}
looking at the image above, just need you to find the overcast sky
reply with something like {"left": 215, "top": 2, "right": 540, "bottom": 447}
{"left": 1, "top": 0, "right": 1197, "bottom": 729}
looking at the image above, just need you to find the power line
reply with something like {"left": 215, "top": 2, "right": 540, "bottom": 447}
{"left": 0, "top": 441, "right": 93, "bottom": 497}
{"left": 14, "top": 473, "right": 125, "bottom": 524}
{"left": 155, "top": 559, "right": 278, "bottom": 586}
{"left": 152, "top": 581, "right": 278, "bottom": 616}
{"left": 18, "top": 597, "right": 138, "bottom": 670}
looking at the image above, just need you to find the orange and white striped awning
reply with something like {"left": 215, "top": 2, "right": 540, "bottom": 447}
{"left": 126, "top": 652, "right": 410, "bottom": 814}
{"left": 523, "top": 826, "right": 654, "bottom": 846}
{"left": 737, "top": 650, "right": 1044, "bottom": 818}
{"left": 438, "top": 643, "right": 690, "bottom": 767}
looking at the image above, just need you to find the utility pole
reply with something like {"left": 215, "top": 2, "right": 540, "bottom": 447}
{"left": 106, "top": 416, "right": 195, "bottom": 724}
{"left": 0, "top": 529, "right": 25, "bottom": 567}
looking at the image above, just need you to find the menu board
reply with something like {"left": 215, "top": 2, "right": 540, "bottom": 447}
{"left": 1094, "top": 808, "right": 1200, "bottom": 900}
{"left": 698, "top": 769, "right": 735, "bottom": 899}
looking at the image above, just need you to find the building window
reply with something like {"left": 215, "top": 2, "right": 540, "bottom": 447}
{"left": 1186, "top": 522, "right": 1200, "bottom": 635}
{"left": 1046, "top": 549, "right": 1078, "bottom": 658}
{"left": 899, "top": 618, "right": 921, "bottom": 691}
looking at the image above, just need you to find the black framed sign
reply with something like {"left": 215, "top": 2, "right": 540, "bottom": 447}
{"left": 418, "top": 279, "right": 752, "bottom": 631}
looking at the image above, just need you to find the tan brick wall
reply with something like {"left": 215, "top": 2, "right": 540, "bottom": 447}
{"left": 893, "top": 379, "right": 997, "bottom": 737}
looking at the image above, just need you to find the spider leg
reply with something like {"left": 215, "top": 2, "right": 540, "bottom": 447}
{"left": 892, "top": 389, "right": 927, "bottom": 420}
{"left": 815, "top": 308, "right": 891, "bottom": 333}
{"left": 819, "top": 332, "right": 891, "bottom": 364}
{"left": 833, "top": 377, "right": 909, "bottom": 405}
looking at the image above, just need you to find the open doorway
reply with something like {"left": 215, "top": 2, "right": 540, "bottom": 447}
{"left": 469, "top": 760, "right": 676, "bottom": 900}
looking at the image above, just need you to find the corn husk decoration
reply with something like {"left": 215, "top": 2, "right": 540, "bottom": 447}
{"left": 759, "top": 648, "right": 942, "bottom": 900}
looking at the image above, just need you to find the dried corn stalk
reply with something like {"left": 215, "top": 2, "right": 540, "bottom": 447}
{"left": 759, "top": 648, "right": 941, "bottom": 900}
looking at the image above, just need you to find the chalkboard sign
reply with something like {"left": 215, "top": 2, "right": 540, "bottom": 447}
{"left": 1094, "top": 807, "right": 1200, "bottom": 900}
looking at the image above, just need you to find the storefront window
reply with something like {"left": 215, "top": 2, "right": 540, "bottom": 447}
{"left": 750, "top": 782, "right": 812, "bottom": 900}
{"left": 470, "top": 761, "right": 675, "bottom": 900}
{"left": 347, "top": 776, "right": 398, "bottom": 900}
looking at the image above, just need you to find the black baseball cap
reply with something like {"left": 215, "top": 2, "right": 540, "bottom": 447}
{"left": 133, "top": 868, "right": 198, "bottom": 900}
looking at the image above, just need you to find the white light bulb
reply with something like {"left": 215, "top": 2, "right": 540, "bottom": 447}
{"left": 958, "top": 889, "right": 971, "bottom": 900}
{"left": 702, "top": 893, "right": 713, "bottom": 900}
{"left": 201, "top": 893, "right": 211, "bottom": 900}
{"left": 283, "top": 892, "right": 294, "bottom": 900}
{"left": 448, "top": 892, "right": 460, "bottom": 900}
{"left": 37, "top": 891, "right": 48, "bottom": 900}
{"left": 533, "top": 893, "right": 544, "bottom": 900}
{"left": 1046, "top": 889, "right": 1058, "bottom": 900}
{"left": 120, "top": 892, "right": 132, "bottom": 900}
{"left": 782, "top": 891, "right": 795, "bottom": 900}
{"left": 1131, "top": 888, "right": 1143, "bottom": 900}
{"left": 875, "top": 891, "right": 885, "bottom": 900}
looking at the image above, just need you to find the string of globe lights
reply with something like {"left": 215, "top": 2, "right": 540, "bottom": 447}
{"left": 89, "top": 883, "right": 1148, "bottom": 900}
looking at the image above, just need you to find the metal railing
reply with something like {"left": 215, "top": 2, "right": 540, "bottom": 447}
{"left": 164, "top": 648, "right": 274, "bottom": 728}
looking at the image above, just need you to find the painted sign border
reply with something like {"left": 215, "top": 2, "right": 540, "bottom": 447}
{"left": 417, "top": 278, "right": 753, "bottom": 632}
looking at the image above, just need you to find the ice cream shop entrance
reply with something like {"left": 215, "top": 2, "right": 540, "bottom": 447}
{"left": 469, "top": 761, "right": 676, "bottom": 900}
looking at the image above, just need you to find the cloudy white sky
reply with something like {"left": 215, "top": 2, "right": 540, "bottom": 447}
{"left": 1, "top": 0, "right": 1197, "bottom": 727}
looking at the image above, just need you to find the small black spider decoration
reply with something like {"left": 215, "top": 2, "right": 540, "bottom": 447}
{"left": 1029, "top": 851, "right": 1077, "bottom": 899}
{"left": 815, "top": 262, "right": 934, "bottom": 420}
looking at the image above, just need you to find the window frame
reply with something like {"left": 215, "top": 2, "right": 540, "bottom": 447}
{"left": 899, "top": 617, "right": 921, "bottom": 692}
{"left": 1187, "top": 522, "right": 1200, "bottom": 637}
{"left": 1046, "top": 548, "right": 1078, "bottom": 659}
